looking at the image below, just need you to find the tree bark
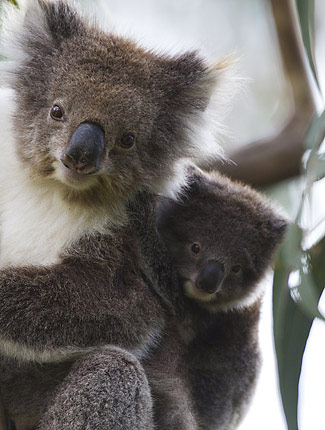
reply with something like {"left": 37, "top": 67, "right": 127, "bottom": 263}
{"left": 210, "top": 0, "right": 318, "bottom": 187}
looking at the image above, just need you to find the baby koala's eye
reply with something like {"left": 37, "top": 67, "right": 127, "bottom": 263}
{"left": 231, "top": 264, "right": 241, "bottom": 274}
{"left": 191, "top": 243, "right": 201, "bottom": 255}
{"left": 50, "top": 104, "right": 64, "bottom": 121}
{"left": 119, "top": 132, "right": 136, "bottom": 150}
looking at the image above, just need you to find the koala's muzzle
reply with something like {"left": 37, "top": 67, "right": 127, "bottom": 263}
{"left": 196, "top": 261, "right": 224, "bottom": 294}
{"left": 61, "top": 122, "right": 105, "bottom": 175}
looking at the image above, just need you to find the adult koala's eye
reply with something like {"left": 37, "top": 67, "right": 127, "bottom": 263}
{"left": 50, "top": 104, "right": 64, "bottom": 121}
{"left": 191, "top": 243, "right": 201, "bottom": 255}
{"left": 119, "top": 133, "right": 136, "bottom": 150}
{"left": 232, "top": 264, "right": 241, "bottom": 273}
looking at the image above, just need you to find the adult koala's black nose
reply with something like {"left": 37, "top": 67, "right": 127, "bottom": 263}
{"left": 61, "top": 122, "right": 105, "bottom": 175}
{"left": 196, "top": 261, "right": 224, "bottom": 294}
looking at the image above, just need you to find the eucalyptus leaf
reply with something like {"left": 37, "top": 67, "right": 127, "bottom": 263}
{"left": 282, "top": 212, "right": 325, "bottom": 320}
{"left": 296, "top": 0, "right": 318, "bottom": 86}
{"left": 309, "top": 235, "right": 325, "bottom": 295}
{"left": 272, "top": 212, "right": 324, "bottom": 430}
{"left": 304, "top": 110, "right": 325, "bottom": 151}
{"left": 305, "top": 149, "right": 325, "bottom": 185}
{"left": 273, "top": 251, "right": 313, "bottom": 430}
{"left": 6, "top": 0, "right": 18, "bottom": 6}
{"left": 297, "top": 267, "right": 325, "bottom": 320}
{"left": 279, "top": 223, "right": 303, "bottom": 268}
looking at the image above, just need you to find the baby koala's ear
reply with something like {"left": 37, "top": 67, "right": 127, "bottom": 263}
{"left": 258, "top": 205, "right": 289, "bottom": 258}
{"left": 266, "top": 212, "right": 289, "bottom": 250}
{"left": 155, "top": 196, "right": 184, "bottom": 242}
{"left": 156, "top": 197, "right": 175, "bottom": 229}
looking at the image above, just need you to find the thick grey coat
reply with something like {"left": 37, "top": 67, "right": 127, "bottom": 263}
{"left": 0, "top": 1, "right": 231, "bottom": 429}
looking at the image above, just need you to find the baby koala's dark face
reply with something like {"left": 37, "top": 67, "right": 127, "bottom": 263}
{"left": 157, "top": 172, "right": 288, "bottom": 311}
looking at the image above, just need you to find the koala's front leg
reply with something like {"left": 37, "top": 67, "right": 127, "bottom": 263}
{"left": 38, "top": 347, "right": 154, "bottom": 430}
{"left": 0, "top": 233, "right": 164, "bottom": 361}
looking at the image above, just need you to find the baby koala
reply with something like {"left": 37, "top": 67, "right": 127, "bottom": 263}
{"left": 134, "top": 168, "right": 288, "bottom": 430}
{"left": 156, "top": 169, "right": 288, "bottom": 312}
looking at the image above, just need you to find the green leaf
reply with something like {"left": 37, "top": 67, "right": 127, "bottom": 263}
{"left": 280, "top": 223, "right": 303, "bottom": 268}
{"left": 304, "top": 110, "right": 325, "bottom": 151}
{"left": 272, "top": 219, "right": 325, "bottom": 430}
{"left": 305, "top": 151, "right": 325, "bottom": 189}
{"left": 5, "top": 0, "right": 19, "bottom": 6}
{"left": 297, "top": 110, "right": 325, "bottom": 228}
{"left": 309, "top": 235, "right": 325, "bottom": 295}
{"left": 281, "top": 224, "right": 325, "bottom": 321}
{"left": 297, "top": 265, "right": 325, "bottom": 321}
{"left": 296, "top": 0, "right": 318, "bottom": 86}
{"left": 273, "top": 249, "right": 314, "bottom": 430}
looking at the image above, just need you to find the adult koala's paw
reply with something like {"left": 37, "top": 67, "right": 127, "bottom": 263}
{"left": 38, "top": 347, "right": 153, "bottom": 430}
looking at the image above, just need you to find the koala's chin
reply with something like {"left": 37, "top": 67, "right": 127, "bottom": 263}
{"left": 53, "top": 161, "right": 100, "bottom": 191}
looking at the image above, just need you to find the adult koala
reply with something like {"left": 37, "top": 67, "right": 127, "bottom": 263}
{"left": 0, "top": 0, "right": 233, "bottom": 428}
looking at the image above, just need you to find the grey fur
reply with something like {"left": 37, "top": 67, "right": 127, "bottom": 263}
{"left": 0, "top": 1, "right": 231, "bottom": 429}
{"left": 39, "top": 347, "right": 154, "bottom": 430}
{"left": 128, "top": 168, "right": 288, "bottom": 429}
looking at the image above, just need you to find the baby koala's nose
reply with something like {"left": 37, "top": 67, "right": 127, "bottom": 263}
{"left": 61, "top": 122, "right": 105, "bottom": 175}
{"left": 196, "top": 261, "right": 224, "bottom": 294}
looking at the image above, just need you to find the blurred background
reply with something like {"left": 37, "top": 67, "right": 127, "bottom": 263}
{"left": 81, "top": 1, "right": 325, "bottom": 429}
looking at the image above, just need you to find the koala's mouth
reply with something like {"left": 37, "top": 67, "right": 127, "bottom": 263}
{"left": 54, "top": 161, "right": 99, "bottom": 190}
{"left": 62, "top": 161, "right": 89, "bottom": 176}
{"left": 183, "top": 280, "right": 216, "bottom": 303}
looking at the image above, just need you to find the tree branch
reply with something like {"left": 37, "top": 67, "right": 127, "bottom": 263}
{"left": 209, "top": 0, "right": 318, "bottom": 187}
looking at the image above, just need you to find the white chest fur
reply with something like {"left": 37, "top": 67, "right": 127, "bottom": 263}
{"left": 0, "top": 179, "right": 102, "bottom": 268}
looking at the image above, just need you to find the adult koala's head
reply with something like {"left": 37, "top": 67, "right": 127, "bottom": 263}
{"left": 0, "top": 0, "right": 234, "bottom": 206}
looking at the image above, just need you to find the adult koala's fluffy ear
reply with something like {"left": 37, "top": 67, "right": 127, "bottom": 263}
{"left": 0, "top": 0, "right": 85, "bottom": 85}
{"left": 156, "top": 53, "right": 237, "bottom": 166}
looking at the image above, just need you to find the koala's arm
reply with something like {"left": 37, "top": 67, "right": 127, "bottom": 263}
{"left": 127, "top": 192, "right": 180, "bottom": 310}
{"left": 186, "top": 302, "right": 262, "bottom": 429}
{"left": 0, "top": 230, "right": 164, "bottom": 362}
{"left": 38, "top": 347, "right": 154, "bottom": 430}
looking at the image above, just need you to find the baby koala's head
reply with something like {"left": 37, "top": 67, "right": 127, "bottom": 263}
{"left": 156, "top": 170, "right": 288, "bottom": 311}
